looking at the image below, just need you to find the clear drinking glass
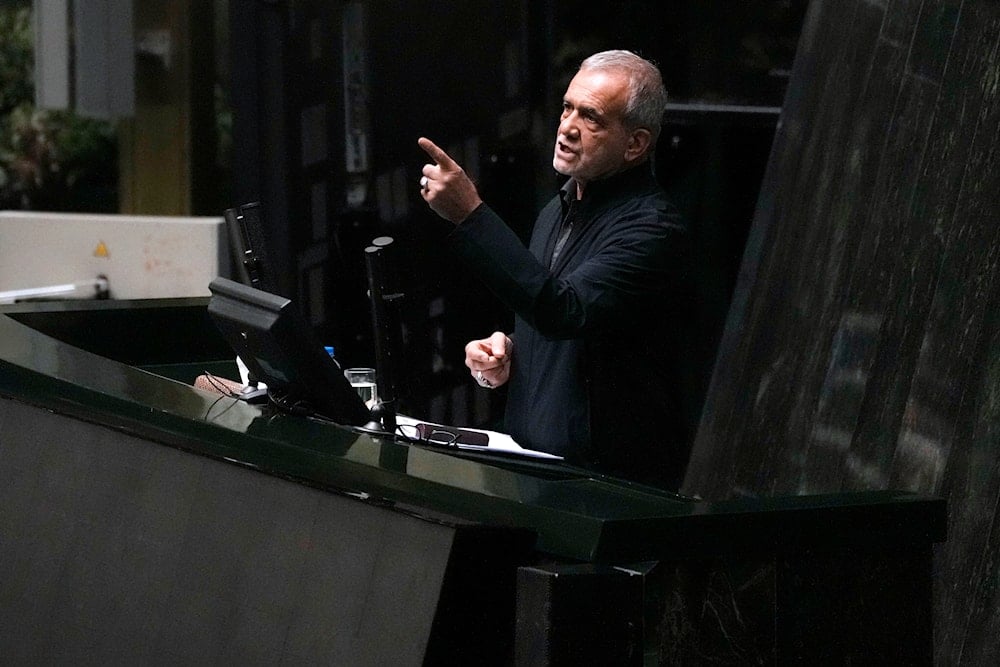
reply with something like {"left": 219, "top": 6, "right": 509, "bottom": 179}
{"left": 344, "top": 367, "right": 377, "bottom": 407}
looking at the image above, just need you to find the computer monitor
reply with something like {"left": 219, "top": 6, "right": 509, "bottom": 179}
{"left": 207, "top": 276, "right": 372, "bottom": 426}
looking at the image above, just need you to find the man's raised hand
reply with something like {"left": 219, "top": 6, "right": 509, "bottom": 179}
{"left": 418, "top": 137, "right": 483, "bottom": 224}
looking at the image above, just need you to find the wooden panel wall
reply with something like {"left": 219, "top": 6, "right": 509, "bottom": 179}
{"left": 683, "top": 1, "right": 1000, "bottom": 663}
{"left": 119, "top": 0, "right": 215, "bottom": 215}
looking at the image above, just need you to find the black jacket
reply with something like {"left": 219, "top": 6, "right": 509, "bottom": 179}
{"left": 448, "top": 162, "right": 696, "bottom": 489}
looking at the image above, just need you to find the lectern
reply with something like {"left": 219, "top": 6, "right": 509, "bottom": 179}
{"left": 0, "top": 299, "right": 945, "bottom": 665}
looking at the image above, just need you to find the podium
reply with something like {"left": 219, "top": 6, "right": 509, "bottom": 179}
{"left": 0, "top": 299, "right": 945, "bottom": 664}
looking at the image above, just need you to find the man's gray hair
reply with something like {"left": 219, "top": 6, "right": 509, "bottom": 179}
{"left": 579, "top": 50, "right": 668, "bottom": 144}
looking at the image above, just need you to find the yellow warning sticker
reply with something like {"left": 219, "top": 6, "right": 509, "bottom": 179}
{"left": 94, "top": 241, "right": 109, "bottom": 258}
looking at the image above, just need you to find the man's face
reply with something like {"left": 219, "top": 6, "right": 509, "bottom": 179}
{"left": 552, "top": 67, "right": 633, "bottom": 188}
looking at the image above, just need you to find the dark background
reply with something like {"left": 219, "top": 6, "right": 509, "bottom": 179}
{"left": 228, "top": 0, "right": 809, "bottom": 428}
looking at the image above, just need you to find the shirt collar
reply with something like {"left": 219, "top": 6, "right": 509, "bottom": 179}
{"left": 559, "top": 161, "right": 655, "bottom": 209}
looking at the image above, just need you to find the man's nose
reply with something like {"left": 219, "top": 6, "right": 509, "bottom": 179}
{"left": 559, "top": 114, "right": 579, "bottom": 137}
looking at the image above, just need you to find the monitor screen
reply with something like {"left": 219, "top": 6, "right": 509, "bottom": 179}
{"left": 207, "top": 277, "right": 372, "bottom": 426}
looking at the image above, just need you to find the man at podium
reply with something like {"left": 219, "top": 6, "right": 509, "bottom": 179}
{"left": 418, "top": 50, "right": 696, "bottom": 489}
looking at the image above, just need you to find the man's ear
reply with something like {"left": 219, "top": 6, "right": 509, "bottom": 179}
{"left": 624, "top": 128, "right": 653, "bottom": 163}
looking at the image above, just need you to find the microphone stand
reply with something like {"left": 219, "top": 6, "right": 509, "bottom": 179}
{"left": 364, "top": 236, "right": 403, "bottom": 432}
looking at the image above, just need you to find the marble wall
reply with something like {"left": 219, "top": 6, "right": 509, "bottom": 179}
{"left": 682, "top": 0, "right": 1000, "bottom": 663}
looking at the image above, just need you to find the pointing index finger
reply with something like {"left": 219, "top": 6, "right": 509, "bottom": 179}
{"left": 418, "top": 137, "right": 459, "bottom": 171}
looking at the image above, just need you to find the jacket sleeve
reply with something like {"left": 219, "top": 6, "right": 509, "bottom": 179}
{"left": 447, "top": 202, "right": 689, "bottom": 339}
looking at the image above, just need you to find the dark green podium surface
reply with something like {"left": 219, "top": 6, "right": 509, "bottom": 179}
{"left": 0, "top": 300, "right": 945, "bottom": 665}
